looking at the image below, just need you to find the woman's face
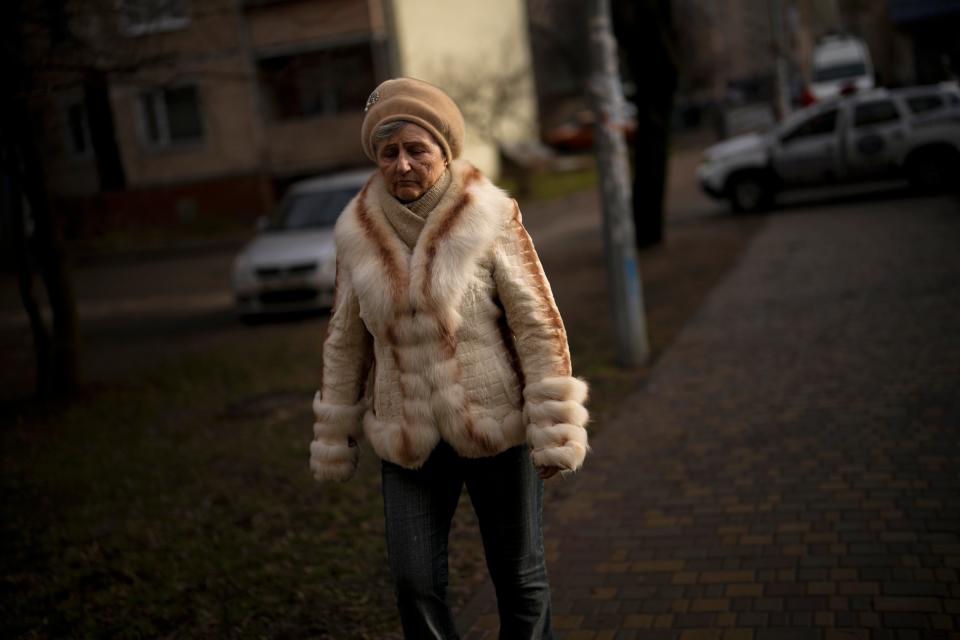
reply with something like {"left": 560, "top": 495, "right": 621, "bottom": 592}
{"left": 376, "top": 123, "right": 446, "bottom": 203}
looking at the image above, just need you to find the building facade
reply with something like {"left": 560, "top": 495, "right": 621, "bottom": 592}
{"left": 886, "top": 0, "right": 960, "bottom": 84}
{"left": 35, "top": 0, "right": 537, "bottom": 232}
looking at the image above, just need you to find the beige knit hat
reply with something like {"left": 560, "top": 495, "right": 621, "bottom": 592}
{"left": 361, "top": 77, "right": 465, "bottom": 162}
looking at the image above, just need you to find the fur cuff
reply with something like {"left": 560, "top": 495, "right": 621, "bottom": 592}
{"left": 524, "top": 376, "right": 590, "bottom": 472}
{"left": 524, "top": 376, "right": 589, "bottom": 405}
{"left": 313, "top": 394, "right": 366, "bottom": 438}
{"left": 310, "top": 395, "right": 366, "bottom": 482}
{"left": 309, "top": 438, "right": 359, "bottom": 482}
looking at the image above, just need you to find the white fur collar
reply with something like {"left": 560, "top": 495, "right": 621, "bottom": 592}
{"left": 335, "top": 160, "right": 513, "bottom": 331}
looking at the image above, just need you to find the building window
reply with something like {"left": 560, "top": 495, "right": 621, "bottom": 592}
{"left": 138, "top": 85, "right": 204, "bottom": 147}
{"left": 258, "top": 43, "right": 375, "bottom": 121}
{"left": 118, "top": 0, "right": 190, "bottom": 36}
{"left": 63, "top": 100, "right": 92, "bottom": 157}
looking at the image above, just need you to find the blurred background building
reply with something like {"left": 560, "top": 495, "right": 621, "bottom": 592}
{"left": 886, "top": 0, "right": 960, "bottom": 84}
{"left": 20, "top": 0, "right": 960, "bottom": 238}
{"left": 28, "top": 0, "right": 537, "bottom": 233}
{"left": 667, "top": 0, "right": 958, "bottom": 137}
{"left": 530, "top": 0, "right": 959, "bottom": 141}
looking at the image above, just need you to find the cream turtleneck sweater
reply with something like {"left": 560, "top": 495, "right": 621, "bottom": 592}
{"left": 378, "top": 169, "right": 452, "bottom": 250}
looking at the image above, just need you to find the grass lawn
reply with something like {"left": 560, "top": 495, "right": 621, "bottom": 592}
{"left": 1, "top": 329, "right": 407, "bottom": 638}
{"left": 1, "top": 163, "right": 761, "bottom": 638}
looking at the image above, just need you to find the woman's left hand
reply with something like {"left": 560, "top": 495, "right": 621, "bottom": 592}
{"left": 537, "top": 466, "right": 561, "bottom": 480}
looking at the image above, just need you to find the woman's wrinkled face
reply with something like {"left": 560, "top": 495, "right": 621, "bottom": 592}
{"left": 376, "top": 123, "right": 446, "bottom": 203}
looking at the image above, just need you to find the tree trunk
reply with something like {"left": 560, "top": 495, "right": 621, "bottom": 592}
{"left": 19, "top": 120, "right": 81, "bottom": 400}
{"left": 1, "top": 23, "right": 82, "bottom": 401}
{"left": 0, "top": 2, "right": 80, "bottom": 400}
{"left": 612, "top": 0, "right": 678, "bottom": 249}
{"left": 631, "top": 87, "right": 675, "bottom": 248}
{"left": 2, "top": 146, "right": 53, "bottom": 395}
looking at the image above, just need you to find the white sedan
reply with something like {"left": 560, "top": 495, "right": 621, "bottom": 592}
{"left": 232, "top": 169, "right": 372, "bottom": 319}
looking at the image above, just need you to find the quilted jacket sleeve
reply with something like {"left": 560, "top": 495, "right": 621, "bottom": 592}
{"left": 309, "top": 262, "right": 374, "bottom": 481}
{"left": 492, "top": 203, "right": 589, "bottom": 473}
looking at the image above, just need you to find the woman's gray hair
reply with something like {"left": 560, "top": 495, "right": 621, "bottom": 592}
{"left": 372, "top": 120, "right": 414, "bottom": 152}
{"left": 372, "top": 120, "right": 445, "bottom": 157}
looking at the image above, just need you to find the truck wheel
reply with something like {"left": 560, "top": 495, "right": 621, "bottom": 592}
{"left": 728, "top": 173, "right": 772, "bottom": 213}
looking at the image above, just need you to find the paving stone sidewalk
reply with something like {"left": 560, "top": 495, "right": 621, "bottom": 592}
{"left": 458, "top": 192, "right": 960, "bottom": 639}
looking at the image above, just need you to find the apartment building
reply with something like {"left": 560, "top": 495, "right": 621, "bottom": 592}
{"left": 37, "top": 0, "right": 537, "bottom": 229}
{"left": 885, "top": 0, "right": 959, "bottom": 84}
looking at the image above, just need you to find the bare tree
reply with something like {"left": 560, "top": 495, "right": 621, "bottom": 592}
{"left": 2, "top": 0, "right": 81, "bottom": 400}
{"left": 527, "top": 0, "right": 591, "bottom": 90}
{"left": 426, "top": 45, "right": 542, "bottom": 194}
{"left": 430, "top": 54, "right": 537, "bottom": 146}
{"left": 1, "top": 0, "right": 236, "bottom": 400}
{"left": 611, "top": 0, "right": 679, "bottom": 249}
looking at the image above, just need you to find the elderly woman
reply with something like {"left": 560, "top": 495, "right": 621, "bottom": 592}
{"left": 309, "top": 77, "right": 589, "bottom": 639}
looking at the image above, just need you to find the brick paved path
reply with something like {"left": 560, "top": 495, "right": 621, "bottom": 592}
{"left": 458, "top": 192, "right": 960, "bottom": 639}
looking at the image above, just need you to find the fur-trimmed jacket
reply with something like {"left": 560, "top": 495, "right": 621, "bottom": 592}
{"left": 309, "top": 160, "right": 589, "bottom": 481}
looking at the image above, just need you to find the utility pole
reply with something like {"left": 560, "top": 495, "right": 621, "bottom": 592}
{"left": 586, "top": 0, "right": 649, "bottom": 366}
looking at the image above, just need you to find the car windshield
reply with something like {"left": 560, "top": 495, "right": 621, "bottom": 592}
{"left": 270, "top": 187, "right": 358, "bottom": 231}
{"left": 813, "top": 62, "right": 868, "bottom": 82}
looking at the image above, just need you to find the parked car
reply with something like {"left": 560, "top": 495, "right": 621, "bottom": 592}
{"left": 697, "top": 83, "right": 960, "bottom": 212}
{"left": 542, "top": 104, "right": 637, "bottom": 152}
{"left": 810, "top": 34, "right": 875, "bottom": 101}
{"left": 232, "top": 169, "right": 371, "bottom": 318}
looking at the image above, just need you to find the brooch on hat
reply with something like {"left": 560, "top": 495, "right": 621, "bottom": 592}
{"left": 364, "top": 89, "right": 380, "bottom": 112}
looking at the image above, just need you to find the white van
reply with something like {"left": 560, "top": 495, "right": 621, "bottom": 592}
{"left": 810, "top": 35, "right": 875, "bottom": 101}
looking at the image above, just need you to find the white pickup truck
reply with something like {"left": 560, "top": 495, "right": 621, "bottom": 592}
{"left": 697, "top": 83, "right": 960, "bottom": 212}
